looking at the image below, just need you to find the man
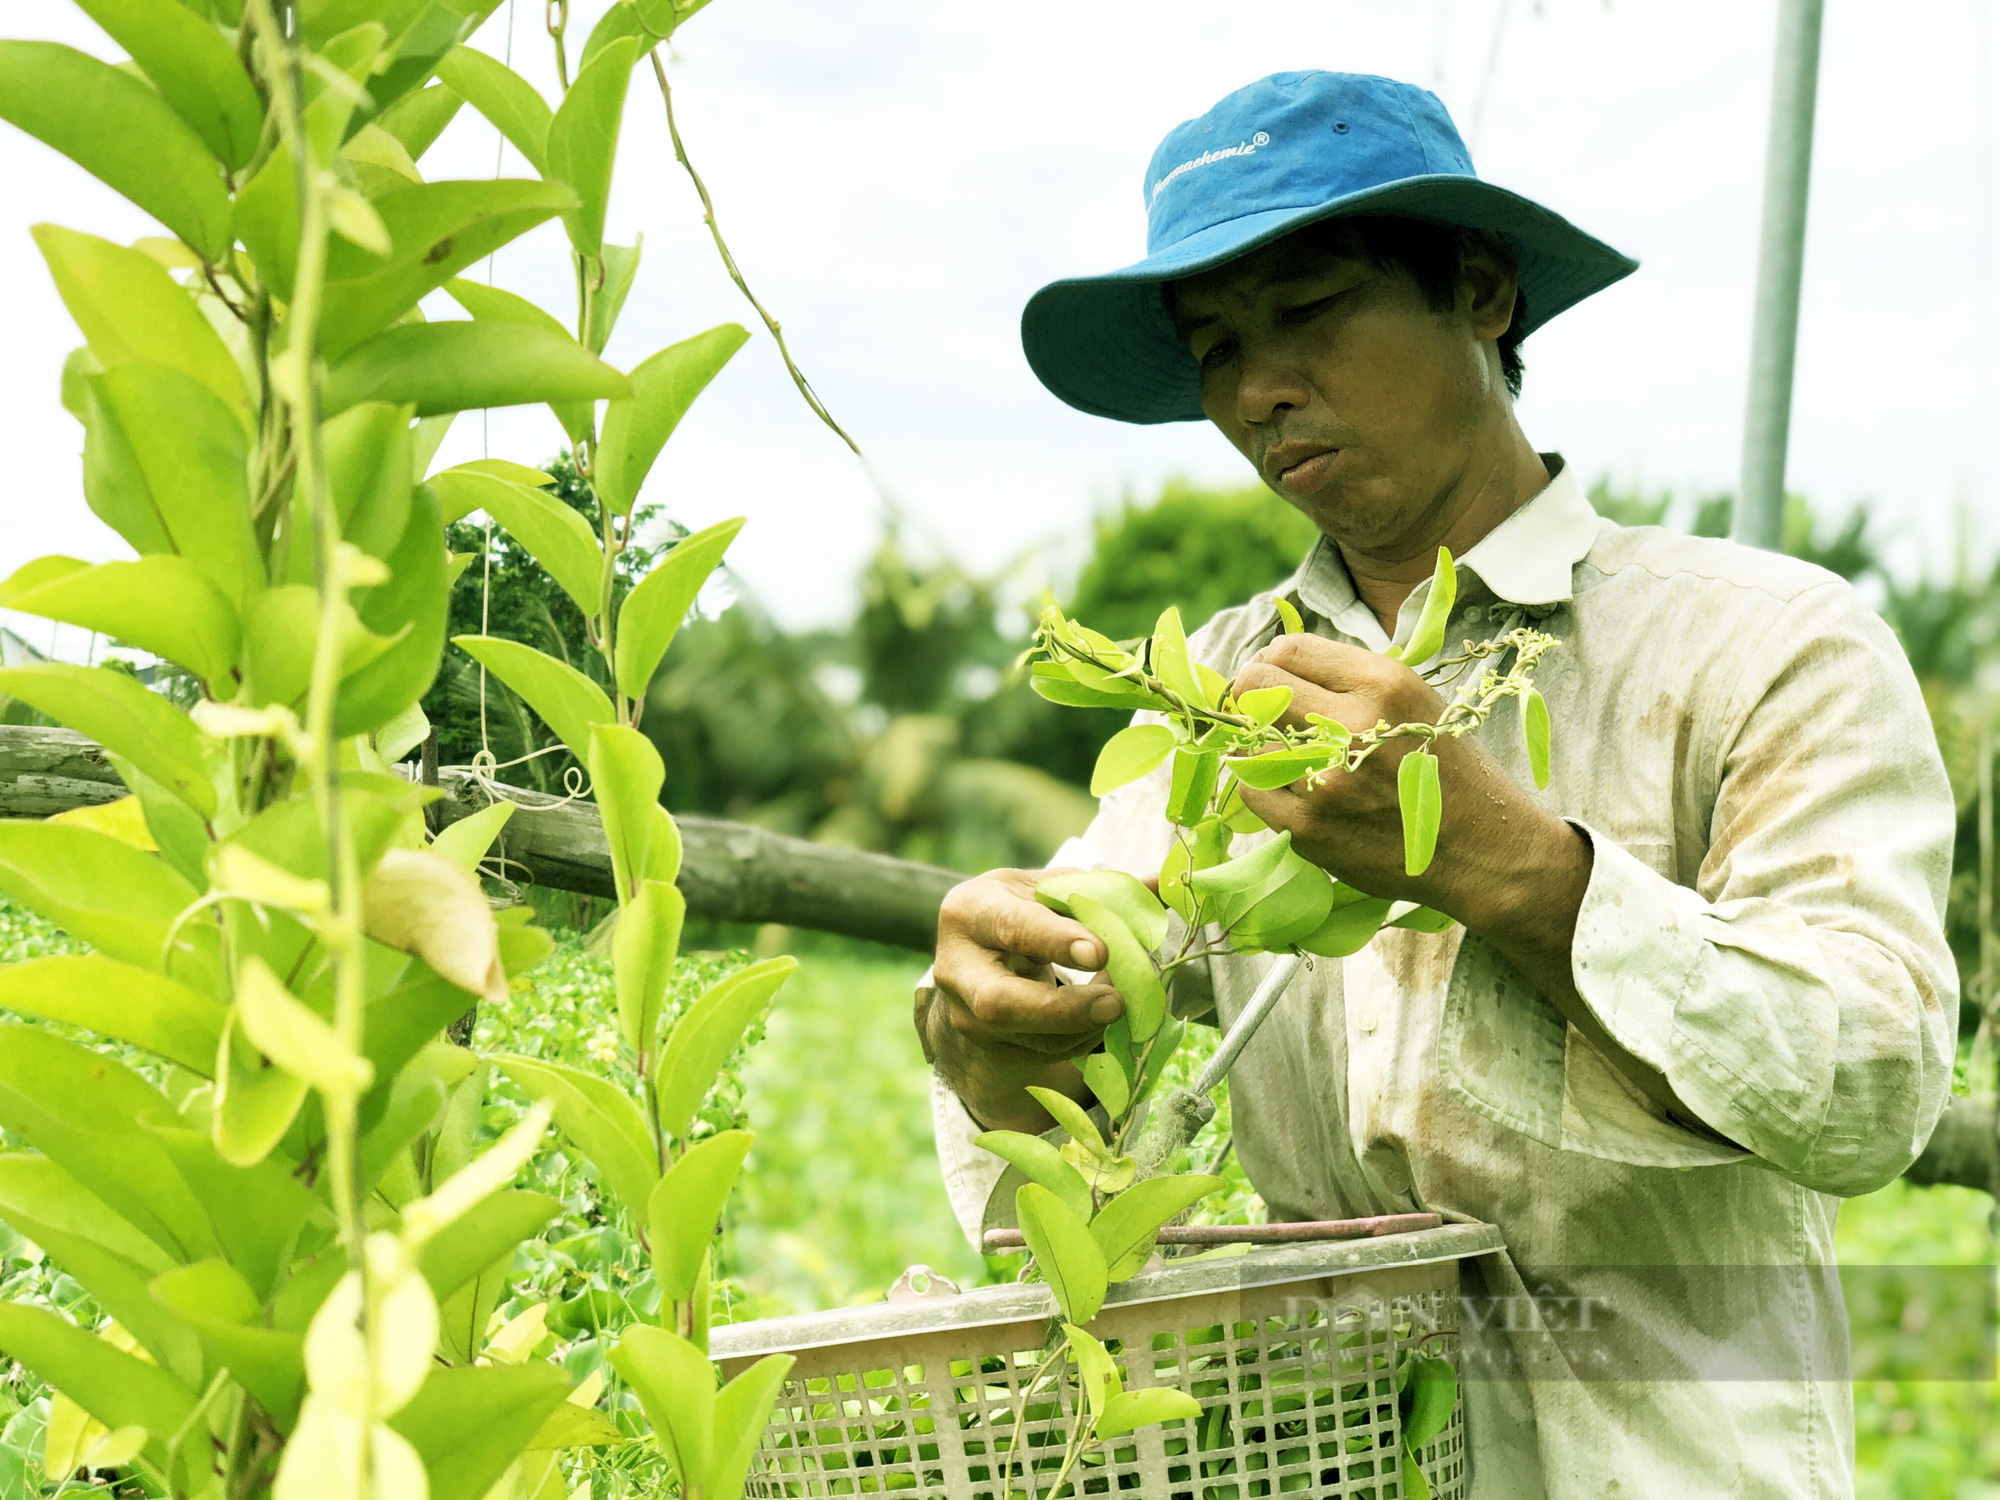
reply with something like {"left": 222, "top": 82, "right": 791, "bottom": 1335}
{"left": 915, "top": 72, "right": 1958, "bottom": 1496}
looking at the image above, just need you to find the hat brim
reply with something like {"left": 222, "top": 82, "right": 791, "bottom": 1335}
{"left": 1021, "top": 175, "right": 1638, "bottom": 424}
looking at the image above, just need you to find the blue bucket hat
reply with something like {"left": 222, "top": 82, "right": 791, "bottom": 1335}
{"left": 1021, "top": 71, "right": 1637, "bottom": 424}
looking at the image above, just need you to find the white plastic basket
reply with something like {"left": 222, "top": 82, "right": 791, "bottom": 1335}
{"left": 711, "top": 1221, "right": 1501, "bottom": 1499}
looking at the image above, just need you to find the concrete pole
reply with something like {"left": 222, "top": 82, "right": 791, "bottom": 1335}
{"left": 1734, "top": 0, "right": 1826, "bottom": 551}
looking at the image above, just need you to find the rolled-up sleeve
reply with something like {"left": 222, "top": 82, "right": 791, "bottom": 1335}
{"left": 1570, "top": 582, "right": 1959, "bottom": 1195}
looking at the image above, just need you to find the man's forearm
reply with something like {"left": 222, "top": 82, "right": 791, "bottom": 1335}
{"left": 1460, "top": 817, "right": 1723, "bottom": 1136}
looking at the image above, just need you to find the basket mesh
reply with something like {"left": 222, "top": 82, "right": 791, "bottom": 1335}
{"left": 735, "top": 1259, "right": 1465, "bottom": 1500}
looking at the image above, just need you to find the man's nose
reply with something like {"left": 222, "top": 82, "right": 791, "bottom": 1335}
{"left": 1232, "top": 341, "right": 1313, "bottom": 428}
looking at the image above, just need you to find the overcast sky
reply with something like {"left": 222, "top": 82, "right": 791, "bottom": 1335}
{"left": 3, "top": 0, "right": 1996, "bottom": 640}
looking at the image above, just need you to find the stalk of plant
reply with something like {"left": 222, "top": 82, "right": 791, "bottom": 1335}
{"left": 0, "top": 4, "right": 808, "bottom": 1500}
{"left": 978, "top": 551, "right": 1545, "bottom": 1492}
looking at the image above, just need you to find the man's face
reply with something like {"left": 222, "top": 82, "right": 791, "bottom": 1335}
{"left": 1168, "top": 225, "right": 1515, "bottom": 562}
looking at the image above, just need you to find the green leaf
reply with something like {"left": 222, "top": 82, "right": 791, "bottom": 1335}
{"left": 581, "top": 3, "right": 667, "bottom": 68}
{"left": 1035, "top": 869, "right": 1169, "bottom": 954}
{"left": 1400, "top": 1354, "right": 1456, "bottom": 1446}
{"left": 0, "top": 42, "right": 229, "bottom": 258}
{"left": 1228, "top": 854, "right": 1333, "bottom": 952}
{"left": 148, "top": 1260, "right": 306, "bottom": 1427}
{"left": 31, "top": 222, "right": 246, "bottom": 418}
{"left": 356, "top": 1062, "right": 449, "bottom": 1195}
{"left": 142, "top": 1120, "right": 318, "bottom": 1299}
{"left": 1023, "top": 1084, "right": 1108, "bottom": 1159}
{"left": 432, "top": 468, "right": 604, "bottom": 615}
{"left": 709, "top": 1353, "right": 796, "bottom": 1500}
{"left": 1523, "top": 687, "right": 1551, "bottom": 790}
{"left": 441, "top": 279, "right": 594, "bottom": 444}
{"left": 654, "top": 957, "right": 795, "bottom": 1145}
{"left": 82, "top": 361, "right": 260, "bottom": 603}
{"left": 416, "top": 1190, "right": 562, "bottom": 1305}
{"left": 1295, "top": 894, "right": 1393, "bottom": 958}
{"left": 450, "top": 636, "right": 615, "bottom": 764}
{"left": 0, "top": 1305, "right": 202, "bottom": 1477}
{"left": 644, "top": 801, "right": 683, "bottom": 888}
{"left": 1029, "top": 661, "right": 1160, "bottom": 711}
{"left": 1402, "top": 1448, "right": 1433, "bottom": 1500}
{"left": 1015, "top": 1182, "right": 1106, "bottom": 1326}
{"left": 325, "top": 321, "right": 630, "bottom": 418}
{"left": 0, "top": 823, "right": 217, "bottom": 988}
{"left": 613, "top": 879, "right": 684, "bottom": 1059}
{"left": 612, "top": 516, "right": 744, "bottom": 696}
{"left": 1387, "top": 902, "right": 1457, "bottom": 934}
{"left": 1164, "top": 747, "right": 1222, "bottom": 828}
{"left": 1062, "top": 1143, "right": 1135, "bottom": 1195}
{"left": 587, "top": 239, "right": 642, "bottom": 353}
{"left": 322, "top": 402, "right": 417, "bottom": 565}
{"left": 0, "top": 1155, "right": 198, "bottom": 1388}
{"left": 492, "top": 1055, "right": 659, "bottom": 1222}
{"left": 433, "top": 46, "right": 552, "bottom": 174}
{"left": 1088, "top": 722, "right": 1176, "bottom": 797}
{"left": 1064, "top": 892, "right": 1166, "bottom": 1043}
{"left": 527, "top": 1400, "right": 624, "bottom": 1450}
{"left": 546, "top": 37, "right": 637, "bottom": 260}
{"left": 102, "top": 754, "right": 204, "bottom": 886}
{"left": 0, "top": 954, "right": 223, "bottom": 1076}
{"left": 71, "top": 0, "right": 263, "bottom": 168}
{"left": 390, "top": 1364, "right": 573, "bottom": 1500}
{"left": 240, "top": 585, "right": 392, "bottom": 711}
{"left": 374, "top": 81, "right": 463, "bottom": 160}
{"left": 646, "top": 1129, "right": 751, "bottom": 1303}
{"left": 0, "top": 556, "right": 238, "bottom": 687}
{"left": 1398, "top": 750, "right": 1443, "bottom": 877}
{"left": 0, "top": 664, "right": 216, "bottom": 816}
{"left": 1149, "top": 606, "right": 1207, "bottom": 707}
{"left": 214, "top": 1008, "right": 312, "bottom": 1168}
{"left": 595, "top": 326, "right": 751, "bottom": 516}
{"left": 321, "top": 179, "right": 582, "bottom": 359}
{"left": 1386, "top": 546, "right": 1456, "bottom": 665}
{"left": 1236, "top": 684, "right": 1293, "bottom": 727}
{"left": 1134, "top": 1014, "right": 1186, "bottom": 1107}
{"left": 1089, "top": 1174, "right": 1223, "bottom": 1281}
{"left": 609, "top": 1326, "right": 713, "bottom": 1489}
{"left": 1274, "top": 596, "right": 1305, "bottom": 635}
{"left": 0, "top": 1025, "right": 213, "bottom": 1264}
{"left": 1096, "top": 1387, "right": 1202, "bottom": 1440}
{"left": 1062, "top": 1324, "right": 1120, "bottom": 1421}
{"left": 1160, "top": 816, "right": 1231, "bottom": 924}
{"left": 588, "top": 722, "right": 667, "bottom": 900}
{"left": 971, "top": 1131, "right": 1093, "bottom": 1222}
{"left": 1187, "top": 832, "right": 1300, "bottom": 932}
{"left": 338, "top": 483, "right": 450, "bottom": 738}
{"left": 430, "top": 801, "right": 514, "bottom": 874}
{"left": 236, "top": 956, "right": 373, "bottom": 1103}
{"left": 1226, "top": 743, "right": 1343, "bottom": 791}
{"left": 1079, "top": 1054, "right": 1129, "bottom": 1119}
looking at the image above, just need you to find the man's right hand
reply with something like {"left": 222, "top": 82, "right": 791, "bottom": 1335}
{"left": 917, "top": 868, "right": 1124, "bottom": 1134}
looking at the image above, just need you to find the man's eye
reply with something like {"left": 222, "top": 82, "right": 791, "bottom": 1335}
{"left": 1197, "top": 337, "right": 1237, "bottom": 369}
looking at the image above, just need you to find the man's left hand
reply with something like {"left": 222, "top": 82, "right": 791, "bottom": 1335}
{"left": 1229, "top": 633, "right": 1580, "bottom": 933}
{"left": 1232, "top": 634, "right": 1723, "bottom": 1132}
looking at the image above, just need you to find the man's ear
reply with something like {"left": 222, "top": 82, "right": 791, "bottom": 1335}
{"left": 1458, "top": 230, "right": 1520, "bottom": 342}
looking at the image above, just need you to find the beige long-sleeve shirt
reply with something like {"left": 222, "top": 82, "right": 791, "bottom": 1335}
{"left": 929, "top": 461, "right": 1959, "bottom": 1499}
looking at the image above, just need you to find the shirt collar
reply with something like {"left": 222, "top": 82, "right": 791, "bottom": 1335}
{"left": 1285, "top": 455, "right": 1600, "bottom": 649}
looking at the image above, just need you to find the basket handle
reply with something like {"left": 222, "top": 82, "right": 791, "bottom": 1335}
{"left": 886, "top": 1264, "right": 964, "bottom": 1301}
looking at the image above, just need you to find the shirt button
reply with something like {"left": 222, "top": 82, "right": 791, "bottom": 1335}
{"left": 1357, "top": 1012, "right": 1377, "bottom": 1034}
{"left": 1462, "top": 605, "right": 1484, "bottom": 625}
